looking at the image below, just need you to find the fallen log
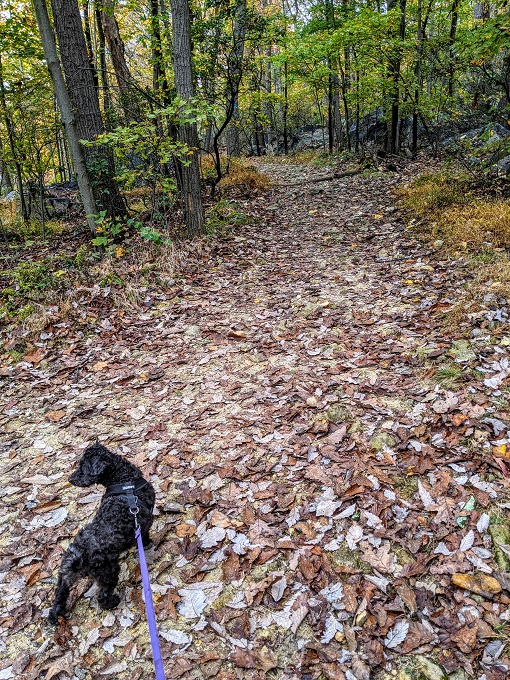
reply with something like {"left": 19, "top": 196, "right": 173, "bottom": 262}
{"left": 282, "top": 168, "right": 362, "bottom": 187}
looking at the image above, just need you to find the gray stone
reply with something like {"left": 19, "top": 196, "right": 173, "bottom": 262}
{"left": 496, "top": 155, "right": 510, "bottom": 174}
{"left": 370, "top": 432, "right": 396, "bottom": 451}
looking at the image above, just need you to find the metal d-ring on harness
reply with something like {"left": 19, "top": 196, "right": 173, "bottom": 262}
{"left": 111, "top": 482, "right": 165, "bottom": 680}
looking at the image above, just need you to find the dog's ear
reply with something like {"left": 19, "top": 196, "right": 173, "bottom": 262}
{"left": 89, "top": 457, "right": 108, "bottom": 478}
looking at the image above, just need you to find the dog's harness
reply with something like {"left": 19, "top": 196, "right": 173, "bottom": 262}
{"left": 104, "top": 479, "right": 151, "bottom": 513}
{"left": 107, "top": 479, "right": 165, "bottom": 680}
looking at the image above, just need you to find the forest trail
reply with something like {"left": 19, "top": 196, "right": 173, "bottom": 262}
{"left": 2, "top": 160, "right": 510, "bottom": 679}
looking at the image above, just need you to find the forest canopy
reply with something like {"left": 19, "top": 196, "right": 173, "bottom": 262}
{"left": 0, "top": 0, "right": 509, "bottom": 236}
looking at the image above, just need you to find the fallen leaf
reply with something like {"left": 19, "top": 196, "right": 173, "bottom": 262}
{"left": 45, "top": 410, "right": 66, "bottom": 423}
{"left": 451, "top": 572, "right": 502, "bottom": 598}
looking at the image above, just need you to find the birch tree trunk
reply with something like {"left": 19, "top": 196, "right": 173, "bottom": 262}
{"left": 170, "top": 0, "right": 205, "bottom": 237}
{"left": 32, "top": 0, "right": 98, "bottom": 233}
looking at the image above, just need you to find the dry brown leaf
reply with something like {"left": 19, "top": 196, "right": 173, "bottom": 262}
{"left": 175, "top": 523, "right": 197, "bottom": 538}
{"left": 45, "top": 409, "right": 66, "bottom": 422}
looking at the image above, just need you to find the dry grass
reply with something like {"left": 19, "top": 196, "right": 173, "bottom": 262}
{"left": 398, "top": 168, "right": 510, "bottom": 333}
{"left": 398, "top": 170, "right": 510, "bottom": 252}
{"left": 396, "top": 171, "right": 471, "bottom": 217}
{"left": 200, "top": 155, "right": 270, "bottom": 192}
{"left": 440, "top": 201, "right": 510, "bottom": 251}
{"left": 472, "top": 255, "right": 510, "bottom": 302}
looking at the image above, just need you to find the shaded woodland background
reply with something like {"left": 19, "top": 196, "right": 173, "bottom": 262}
{"left": 1, "top": 0, "right": 510, "bottom": 220}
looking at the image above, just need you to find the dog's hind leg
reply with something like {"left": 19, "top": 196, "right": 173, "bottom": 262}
{"left": 48, "top": 545, "right": 81, "bottom": 624}
{"left": 93, "top": 558, "right": 121, "bottom": 610}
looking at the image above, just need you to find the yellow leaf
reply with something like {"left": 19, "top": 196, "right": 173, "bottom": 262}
{"left": 54, "top": 270, "right": 66, "bottom": 278}
{"left": 115, "top": 247, "right": 125, "bottom": 258}
{"left": 404, "top": 279, "right": 414, "bottom": 285}
{"left": 373, "top": 214, "right": 383, "bottom": 219}
{"left": 254, "top": 298, "right": 262, "bottom": 303}
{"left": 308, "top": 210, "right": 317, "bottom": 214}
{"left": 493, "top": 444, "right": 508, "bottom": 458}
{"left": 452, "top": 573, "right": 501, "bottom": 597}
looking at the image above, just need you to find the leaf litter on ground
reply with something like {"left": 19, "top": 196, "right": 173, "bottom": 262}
{"left": 1, "top": 156, "right": 510, "bottom": 678}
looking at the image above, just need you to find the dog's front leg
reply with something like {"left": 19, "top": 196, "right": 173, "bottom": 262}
{"left": 48, "top": 548, "right": 81, "bottom": 623}
{"left": 94, "top": 560, "right": 121, "bottom": 610}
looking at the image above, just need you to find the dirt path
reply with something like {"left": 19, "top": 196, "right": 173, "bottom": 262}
{"left": 1, "top": 160, "right": 510, "bottom": 679}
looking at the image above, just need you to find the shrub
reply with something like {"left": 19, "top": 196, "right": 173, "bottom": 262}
{"left": 13, "top": 261, "right": 56, "bottom": 292}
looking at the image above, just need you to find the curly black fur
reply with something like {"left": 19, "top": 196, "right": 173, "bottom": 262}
{"left": 48, "top": 443, "right": 155, "bottom": 624}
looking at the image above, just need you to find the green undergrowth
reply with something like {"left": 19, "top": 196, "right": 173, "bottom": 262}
{"left": 0, "top": 194, "right": 254, "bottom": 342}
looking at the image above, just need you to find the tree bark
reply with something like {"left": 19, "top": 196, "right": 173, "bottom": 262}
{"left": 0, "top": 138, "right": 13, "bottom": 192}
{"left": 225, "top": 0, "right": 248, "bottom": 157}
{"left": 95, "top": 1, "right": 113, "bottom": 121}
{"left": 32, "top": 0, "right": 98, "bottom": 232}
{"left": 412, "top": 0, "right": 423, "bottom": 154}
{"left": 388, "top": 0, "right": 406, "bottom": 154}
{"left": 0, "top": 54, "right": 29, "bottom": 222}
{"left": 82, "top": 0, "right": 99, "bottom": 93}
{"left": 50, "top": 0, "right": 125, "bottom": 218}
{"left": 170, "top": 0, "right": 205, "bottom": 237}
{"left": 100, "top": 0, "right": 143, "bottom": 121}
{"left": 448, "top": 0, "right": 460, "bottom": 96}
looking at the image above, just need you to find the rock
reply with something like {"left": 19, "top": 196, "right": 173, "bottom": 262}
{"left": 451, "top": 572, "right": 502, "bottom": 598}
{"left": 291, "top": 126, "right": 328, "bottom": 151}
{"left": 414, "top": 656, "right": 447, "bottom": 680}
{"left": 326, "top": 403, "right": 350, "bottom": 423}
{"left": 448, "top": 670, "right": 468, "bottom": 680}
{"left": 300, "top": 303, "right": 321, "bottom": 318}
{"left": 489, "top": 524, "right": 510, "bottom": 571}
{"left": 184, "top": 325, "right": 201, "bottom": 337}
{"left": 449, "top": 339, "right": 476, "bottom": 362}
{"left": 496, "top": 155, "right": 510, "bottom": 175}
{"left": 370, "top": 432, "right": 396, "bottom": 451}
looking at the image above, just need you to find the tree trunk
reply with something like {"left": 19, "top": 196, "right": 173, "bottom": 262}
{"left": 448, "top": 0, "right": 460, "bottom": 97}
{"left": 95, "top": 1, "right": 113, "bottom": 121}
{"left": 50, "top": 0, "right": 125, "bottom": 219}
{"left": 100, "top": 0, "right": 143, "bottom": 121}
{"left": 388, "top": 0, "right": 406, "bottom": 154}
{"left": 0, "top": 54, "right": 29, "bottom": 222}
{"left": 0, "top": 138, "right": 13, "bottom": 192}
{"left": 170, "top": 0, "right": 205, "bottom": 237}
{"left": 33, "top": 0, "right": 98, "bottom": 232}
{"left": 225, "top": 0, "right": 247, "bottom": 157}
{"left": 283, "top": 60, "right": 289, "bottom": 154}
{"left": 82, "top": 0, "right": 99, "bottom": 93}
{"left": 412, "top": 0, "right": 422, "bottom": 155}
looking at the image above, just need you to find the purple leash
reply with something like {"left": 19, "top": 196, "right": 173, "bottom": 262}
{"left": 135, "top": 527, "right": 165, "bottom": 680}
{"left": 118, "top": 483, "right": 165, "bottom": 680}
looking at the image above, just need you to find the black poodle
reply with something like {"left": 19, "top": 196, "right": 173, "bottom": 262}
{"left": 48, "top": 443, "right": 155, "bottom": 624}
